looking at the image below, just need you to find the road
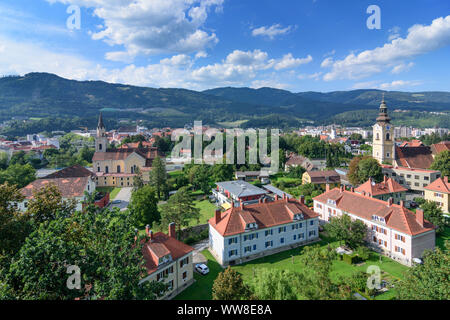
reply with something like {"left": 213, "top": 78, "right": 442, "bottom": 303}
{"left": 107, "top": 187, "right": 132, "bottom": 211}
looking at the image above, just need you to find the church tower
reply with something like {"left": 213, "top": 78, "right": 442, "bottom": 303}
{"left": 95, "top": 113, "right": 108, "bottom": 153}
{"left": 372, "top": 96, "right": 395, "bottom": 164}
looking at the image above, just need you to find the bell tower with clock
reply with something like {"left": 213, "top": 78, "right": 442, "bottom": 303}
{"left": 372, "top": 96, "right": 395, "bottom": 164}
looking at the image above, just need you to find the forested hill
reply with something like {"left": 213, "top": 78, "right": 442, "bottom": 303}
{"left": 0, "top": 73, "right": 449, "bottom": 137}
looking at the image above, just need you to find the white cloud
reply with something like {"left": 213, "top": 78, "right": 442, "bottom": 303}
{"left": 322, "top": 15, "right": 450, "bottom": 81}
{"left": 251, "top": 79, "right": 288, "bottom": 89}
{"left": 273, "top": 54, "right": 312, "bottom": 70}
{"left": 320, "top": 57, "right": 334, "bottom": 68}
{"left": 160, "top": 54, "right": 192, "bottom": 66}
{"left": 391, "top": 62, "right": 414, "bottom": 74}
{"left": 351, "top": 80, "right": 422, "bottom": 90}
{"left": 251, "top": 23, "right": 294, "bottom": 40}
{"left": 388, "top": 26, "right": 401, "bottom": 41}
{"left": 298, "top": 72, "right": 322, "bottom": 81}
{"left": 46, "top": 0, "right": 223, "bottom": 59}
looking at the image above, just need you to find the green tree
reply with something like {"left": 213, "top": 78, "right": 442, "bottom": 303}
{"left": 397, "top": 241, "right": 449, "bottom": 300}
{"left": 159, "top": 187, "right": 200, "bottom": 235}
{"left": 287, "top": 165, "right": 305, "bottom": 179}
{"left": 250, "top": 269, "right": 303, "bottom": 300}
{"left": 348, "top": 156, "right": 382, "bottom": 185}
{"left": 133, "top": 167, "right": 144, "bottom": 190}
{"left": 420, "top": 201, "right": 446, "bottom": 234}
{"left": 0, "top": 163, "right": 36, "bottom": 188}
{"left": 0, "top": 152, "right": 9, "bottom": 170}
{"left": 6, "top": 207, "right": 167, "bottom": 300}
{"left": 430, "top": 150, "right": 450, "bottom": 177}
{"left": 149, "top": 156, "right": 167, "bottom": 200}
{"left": 324, "top": 215, "right": 368, "bottom": 249}
{"left": 129, "top": 185, "right": 160, "bottom": 227}
{"left": 26, "top": 184, "right": 77, "bottom": 223}
{"left": 212, "top": 267, "right": 251, "bottom": 300}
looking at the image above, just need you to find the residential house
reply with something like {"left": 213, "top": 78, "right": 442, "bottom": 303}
{"left": 313, "top": 186, "right": 436, "bottom": 266}
{"left": 355, "top": 176, "right": 407, "bottom": 205}
{"left": 213, "top": 180, "right": 268, "bottom": 209}
{"left": 208, "top": 195, "right": 320, "bottom": 266}
{"left": 424, "top": 177, "right": 450, "bottom": 213}
{"left": 19, "top": 164, "right": 96, "bottom": 211}
{"left": 382, "top": 165, "right": 441, "bottom": 193}
{"left": 139, "top": 223, "right": 194, "bottom": 300}
{"left": 302, "top": 170, "right": 341, "bottom": 188}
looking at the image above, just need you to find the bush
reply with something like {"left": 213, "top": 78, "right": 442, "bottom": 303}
{"left": 342, "top": 253, "right": 361, "bottom": 265}
{"left": 355, "top": 246, "right": 370, "bottom": 261}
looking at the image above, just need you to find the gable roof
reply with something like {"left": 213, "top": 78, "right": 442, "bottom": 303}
{"left": 44, "top": 164, "right": 94, "bottom": 179}
{"left": 21, "top": 176, "right": 91, "bottom": 200}
{"left": 355, "top": 177, "right": 407, "bottom": 196}
{"left": 424, "top": 177, "right": 450, "bottom": 194}
{"left": 142, "top": 232, "right": 194, "bottom": 275}
{"left": 306, "top": 170, "right": 341, "bottom": 184}
{"left": 395, "top": 146, "right": 433, "bottom": 170}
{"left": 313, "top": 188, "right": 435, "bottom": 236}
{"left": 209, "top": 198, "right": 319, "bottom": 237}
{"left": 92, "top": 147, "right": 159, "bottom": 162}
{"left": 431, "top": 141, "right": 450, "bottom": 155}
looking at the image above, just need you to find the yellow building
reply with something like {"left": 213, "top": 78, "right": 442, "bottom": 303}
{"left": 302, "top": 170, "right": 341, "bottom": 188}
{"left": 139, "top": 223, "right": 194, "bottom": 300}
{"left": 373, "top": 98, "right": 395, "bottom": 165}
{"left": 424, "top": 176, "right": 450, "bottom": 213}
{"left": 92, "top": 114, "right": 159, "bottom": 187}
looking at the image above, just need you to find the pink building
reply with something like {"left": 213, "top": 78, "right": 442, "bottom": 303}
{"left": 313, "top": 186, "right": 436, "bottom": 266}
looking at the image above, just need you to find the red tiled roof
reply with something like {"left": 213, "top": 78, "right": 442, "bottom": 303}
{"left": 399, "top": 140, "right": 423, "bottom": 147}
{"left": 44, "top": 164, "right": 94, "bottom": 179}
{"left": 92, "top": 147, "right": 159, "bottom": 162}
{"left": 209, "top": 198, "right": 319, "bottom": 237}
{"left": 21, "top": 176, "right": 91, "bottom": 200}
{"left": 431, "top": 141, "right": 450, "bottom": 155}
{"left": 395, "top": 146, "right": 433, "bottom": 170}
{"left": 424, "top": 177, "right": 450, "bottom": 194}
{"left": 355, "top": 177, "right": 407, "bottom": 196}
{"left": 313, "top": 188, "right": 435, "bottom": 236}
{"left": 142, "top": 232, "right": 194, "bottom": 275}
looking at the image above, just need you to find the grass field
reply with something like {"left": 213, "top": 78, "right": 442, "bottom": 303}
{"left": 192, "top": 200, "right": 217, "bottom": 226}
{"left": 96, "top": 187, "right": 121, "bottom": 200}
{"left": 175, "top": 234, "right": 408, "bottom": 300}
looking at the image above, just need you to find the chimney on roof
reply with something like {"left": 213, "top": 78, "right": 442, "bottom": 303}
{"left": 326, "top": 184, "right": 330, "bottom": 192}
{"left": 388, "top": 197, "right": 393, "bottom": 206}
{"left": 299, "top": 195, "right": 305, "bottom": 204}
{"left": 340, "top": 185, "right": 345, "bottom": 192}
{"left": 275, "top": 195, "right": 279, "bottom": 201}
{"left": 169, "top": 222, "right": 176, "bottom": 239}
{"left": 400, "top": 200, "right": 404, "bottom": 207}
{"left": 215, "top": 209, "right": 222, "bottom": 224}
{"left": 416, "top": 209, "right": 424, "bottom": 227}
{"left": 283, "top": 193, "right": 288, "bottom": 202}
{"left": 445, "top": 176, "right": 449, "bottom": 184}
{"left": 240, "top": 200, "right": 245, "bottom": 210}
{"left": 259, "top": 197, "right": 263, "bottom": 204}
{"left": 384, "top": 175, "right": 388, "bottom": 183}
{"left": 350, "top": 187, "right": 354, "bottom": 193}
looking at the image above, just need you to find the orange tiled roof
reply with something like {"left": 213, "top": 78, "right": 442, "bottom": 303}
{"left": 142, "top": 232, "right": 194, "bottom": 275}
{"left": 355, "top": 177, "right": 407, "bottom": 196}
{"left": 313, "top": 188, "right": 435, "bottom": 236}
{"left": 209, "top": 198, "right": 319, "bottom": 237}
{"left": 431, "top": 141, "right": 450, "bottom": 155}
{"left": 424, "top": 177, "right": 450, "bottom": 194}
{"left": 21, "top": 176, "right": 91, "bottom": 200}
{"left": 306, "top": 170, "right": 341, "bottom": 184}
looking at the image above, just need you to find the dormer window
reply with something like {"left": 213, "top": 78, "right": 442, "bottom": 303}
{"left": 246, "top": 223, "right": 257, "bottom": 230}
{"left": 327, "top": 199, "right": 336, "bottom": 206}
{"left": 371, "top": 215, "right": 385, "bottom": 223}
{"left": 294, "top": 213, "right": 304, "bottom": 220}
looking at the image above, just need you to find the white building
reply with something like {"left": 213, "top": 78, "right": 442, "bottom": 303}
{"left": 313, "top": 186, "right": 436, "bottom": 266}
{"left": 208, "top": 195, "right": 320, "bottom": 266}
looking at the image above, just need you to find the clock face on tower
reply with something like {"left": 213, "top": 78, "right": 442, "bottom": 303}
{"left": 386, "top": 126, "right": 390, "bottom": 130}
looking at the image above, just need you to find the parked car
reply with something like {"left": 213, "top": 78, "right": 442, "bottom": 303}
{"left": 110, "top": 200, "right": 122, "bottom": 205}
{"left": 195, "top": 263, "right": 209, "bottom": 275}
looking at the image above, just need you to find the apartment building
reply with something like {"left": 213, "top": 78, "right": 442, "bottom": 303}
{"left": 139, "top": 223, "right": 194, "bottom": 300}
{"left": 382, "top": 165, "right": 441, "bottom": 193}
{"left": 355, "top": 176, "right": 407, "bottom": 205}
{"left": 313, "top": 186, "right": 436, "bottom": 266}
{"left": 208, "top": 195, "right": 320, "bottom": 266}
{"left": 424, "top": 177, "right": 450, "bottom": 213}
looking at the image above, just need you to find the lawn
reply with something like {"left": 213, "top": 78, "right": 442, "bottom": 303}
{"left": 174, "top": 250, "right": 224, "bottom": 300}
{"left": 174, "top": 234, "right": 408, "bottom": 300}
{"left": 436, "top": 226, "right": 450, "bottom": 250}
{"left": 168, "top": 170, "right": 183, "bottom": 178}
{"left": 96, "top": 187, "right": 121, "bottom": 200}
{"left": 191, "top": 200, "right": 218, "bottom": 226}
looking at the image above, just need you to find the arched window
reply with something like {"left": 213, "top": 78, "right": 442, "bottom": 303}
{"left": 376, "top": 133, "right": 380, "bottom": 140}
{"left": 99, "top": 143, "right": 102, "bottom": 150}
{"left": 386, "top": 133, "right": 390, "bottom": 140}
{"left": 117, "top": 165, "right": 121, "bottom": 173}
{"left": 105, "top": 166, "right": 109, "bottom": 173}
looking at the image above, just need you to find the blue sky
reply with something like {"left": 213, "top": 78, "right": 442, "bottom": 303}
{"left": 0, "top": 0, "right": 449, "bottom": 92}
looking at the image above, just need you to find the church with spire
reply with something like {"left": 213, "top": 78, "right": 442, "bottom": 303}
{"left": 372, "top": 96, "right": 395, "bottom": 164}
{"left": 91, "top": 114, "right": 160, "bottom": 187}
